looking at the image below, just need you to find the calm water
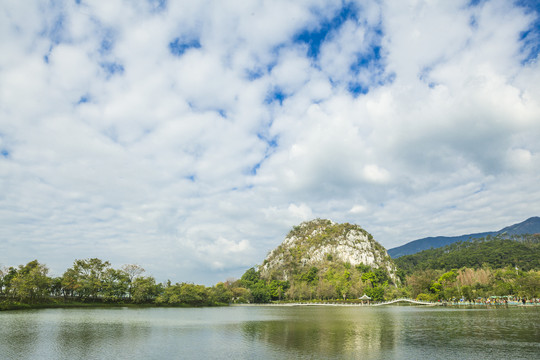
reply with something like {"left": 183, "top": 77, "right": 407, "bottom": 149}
{"left": 0, "top": 305, "right": 538, "bottom": 359}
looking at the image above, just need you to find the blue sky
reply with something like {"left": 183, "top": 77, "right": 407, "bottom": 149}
{"left": 1, "top": 0, "right": 540, "bottom": 284}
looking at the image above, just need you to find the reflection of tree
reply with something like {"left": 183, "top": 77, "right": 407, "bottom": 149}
{"left": 1, "top": 315, "right": 39, "bottom": 358}
{"left": 241, "top": 307, "right": 399, "bottom": 358}
{"left": 56, "top": 311, "right": 151, "bottom": 359}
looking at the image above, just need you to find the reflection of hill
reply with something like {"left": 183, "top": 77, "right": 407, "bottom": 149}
{"left": 241, "top": 307, "right": 401, "bottom": 358}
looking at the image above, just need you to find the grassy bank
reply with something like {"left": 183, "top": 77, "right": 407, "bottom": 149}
{"left": 0, "top": 300, "right": 230, "bottom": 312}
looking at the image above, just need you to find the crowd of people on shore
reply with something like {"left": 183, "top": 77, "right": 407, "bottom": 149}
{"left": 443, "top": 296, "right": 539, "bottom": 305}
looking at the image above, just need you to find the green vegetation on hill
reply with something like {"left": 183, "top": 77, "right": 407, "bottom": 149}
{"left": 286, "top": 219, "right": 374, "bottom": 242}
{"left": 253, "top": 219, "right": 401, "bottom": 302}
{"left": 395, "top": 234, "right": 540, "bottom": 274}
{"left": 391, "top": 234, "right": 540, "bottom": 301}
{"left": 404, "top": 267, "right": 540, "bottom": 302}
{"left": 240, "top": 262, "right": 398, "bottom": 303}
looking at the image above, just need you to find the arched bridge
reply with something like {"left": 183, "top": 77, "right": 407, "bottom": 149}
{"left": 372, "top": 298, "right": 440, "bottom": 306}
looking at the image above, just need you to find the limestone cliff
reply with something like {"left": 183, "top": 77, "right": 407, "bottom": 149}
{"left": 260, "top": 219, "right": 399, "bottom": 283}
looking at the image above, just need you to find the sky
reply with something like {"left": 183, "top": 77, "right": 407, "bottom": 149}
{"left": 1, "top": 0, "right": 540, "bottom": 285}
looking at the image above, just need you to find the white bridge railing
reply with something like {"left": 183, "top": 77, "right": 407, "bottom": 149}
{"left": 372, "top": 298, "right": 439, "bottom": 306}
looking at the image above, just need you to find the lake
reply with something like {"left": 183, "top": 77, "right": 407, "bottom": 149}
{"left": 0, "top": 305, "right": 538, "bottom": 359}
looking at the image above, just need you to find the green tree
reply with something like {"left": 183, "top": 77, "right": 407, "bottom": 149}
{"left": 156, "top": 283, "right": 211, "bottom": 306}
{"left": 1, "top": 267, "right": 19, "bottom": 297}
{"left": 373, "top": 268, "right": 389, "bottom": 285}
{"left": 121, "top": 264, "right": 145, "bottom": 299}
{"left": 355, "top": 264, "right": 371, "bottom": 273}
{"left": 63, "top": 258, "right": 111, "bottom": 300}
{"left": 429, "top": 281, "right": 442, "bottom": 298}
{"left": 300, "top": 267, "right": 319, "bottom": 284}
{"left": 230, "top": 286, "right": 251, "bottom": 303}
{"left": 335, "top": 270, "right": 352, "bottom": 300}
{"left": 101, "top": 268, "right": 129, "bottom": 301}
{"left": 9, "top": 260, "right": 51, "bottom": 303}
{"left": 0, "top": 267, "right": 4, "bottom": 294}
{"left": 461, "top": 285, "right": 473, "bottom": 301}
{"left": 269, "top": 280, "right": 289, "bottom": 300}
{"left": 210, "top": 282, "right": 234, "bottom": 304}
{"left": 439, "top": 270, "right": 457, "bottom": 285}
{"left": 50, "top": 277, "right": 63, "bottom": 297}
{"left": 516, "top": 271, "right": 540, "bottom": 298}
{"left": 406, "top": 270, "right": 441, "bottom": 298}
{"left": 316, "top": 278, "right": 336, "bottom": 300}
{"left": 365, "top": 285, "right": 385, "bottom": 302}
{"left": 61, "top": 268, "right": 80, "bottom": 298}
{"left": 251, "top": 282, "right": 271, "bottom": 303}
{"left": 240, "top": 267, "right": 260, "bottom": 286}
{"left": 131, "top": 276, "right": 160, "bottom": 303}
{"left": 240, "top": 267, "right": 272, "bottom": 303}
{"left": 361, "top": 271, "right": 376, "bottom": 283}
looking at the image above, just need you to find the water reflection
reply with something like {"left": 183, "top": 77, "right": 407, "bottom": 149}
{"left": 241, "top": 307, "right": 403, "bottom": 358}
{"left": 240, "top": 306, "right": 540, "bottom": 359}
{"left": 1, "top": 311, "right": 40, "bottom": 358}
{"left": 56, "top": 317, "right": 151, "bottom": 359}
{"left": 0, "top": 306, "right": 538, "bottom": 359}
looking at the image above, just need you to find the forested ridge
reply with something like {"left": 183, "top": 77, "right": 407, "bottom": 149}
{"left": 388, "top": 216, "right": 540, "bottom": 257}
{"left": 395, "top": 234, "right": 540, "bottom": 274}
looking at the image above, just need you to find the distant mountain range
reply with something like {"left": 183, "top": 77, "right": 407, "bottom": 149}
{"left": 387, "top": 216, "right": 540, "bottom": 258}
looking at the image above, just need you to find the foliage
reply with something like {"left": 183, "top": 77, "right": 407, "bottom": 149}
{"left": 239, "top": 267, "right": 272, "bottom": 303}
{"left": 365, "top": 285, "right": 385, "bottom": 302}
{"left": 131, "top": 276, "right": 161, "bottom": 303}
{"left": 62, "top": 258, "right": 112, "bottom": 300}
{"left": 237, "top": 259, "right": 396, "bottom": 302}
{"left": 121, "top": 264, "right": 145, "bottom": 299}
{"left": 210, "top": 282, "right": 234, "bottom": 304}
{"left": 395, "top": 236, "right": 540, "bottom": 274}
{"left": 404, "top": 267, "right": 540, "bottom": 300}
{"left": 156, "top": 283, "right": 211, "bottom": 306}
{"left": 0, "top": 258, "right": 229, "bottom": 308}
{"left": 2, "top": 260, "right": 51, "bottom": 303}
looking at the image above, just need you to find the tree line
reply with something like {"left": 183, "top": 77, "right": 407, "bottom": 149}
{"left": 238, "top": 261, "right": 400, "bottom": 303}
{"left": 0, "top": 258, "right": 237, "bottom": 309}
{"left": 235, "top": 263, "right": 539, "bottom": 303}
{"left": 405, "top": 267, "right": 540, "bottom": 301}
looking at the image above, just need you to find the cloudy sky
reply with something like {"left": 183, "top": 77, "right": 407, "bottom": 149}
{"left": 1, "top": 0, "right": 540, "bottom": 284}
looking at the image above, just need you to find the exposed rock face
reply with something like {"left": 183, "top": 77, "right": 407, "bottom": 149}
{"left": 260, "top": 219, "right": 399, "bottom": 283}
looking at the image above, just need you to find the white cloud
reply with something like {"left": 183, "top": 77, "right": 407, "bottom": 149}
{"left": 288, "top": 203, "right": 314, "bottom": 220}
{"left": 349, "top": 205, "right": 367, "bottom": 214}
{"left": 1, "top": 0, "right": 540, "bottom": 284}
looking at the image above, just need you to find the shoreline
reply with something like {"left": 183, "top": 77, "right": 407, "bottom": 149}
{"left": 233, "top": 300, "right": 540, "bottom": 307}
{"left": 2, "top": 299, "right": 538, "bottom": 312}
{"left": 234, "top": 303, "right": 539, "bottom": 307}
{"left": 0, "top": 301, "right": 228, "bottom": 312}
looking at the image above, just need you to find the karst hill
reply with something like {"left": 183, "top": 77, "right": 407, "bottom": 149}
{"left": 259, "top": 219, "right": 399, "bottom": 284}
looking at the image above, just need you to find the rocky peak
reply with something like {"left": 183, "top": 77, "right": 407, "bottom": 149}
{"left": 260, "top": 219, "right": 399, "bottom": 283}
